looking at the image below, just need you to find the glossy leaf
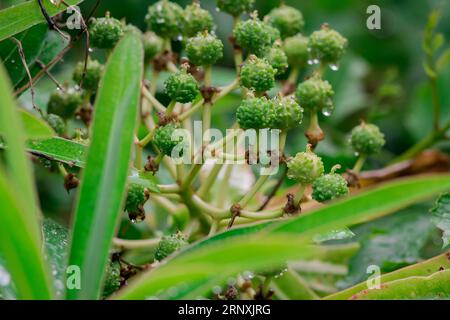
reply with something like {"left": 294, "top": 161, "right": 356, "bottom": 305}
{"left": 67, "top": 33, "right": 144, "bottom": 300}
{"left": 0, "top": 109, "right": 54, "bottom": 140}
{"left": 26, "top": 137, "right": 87, "bottom": 167}
{"left": 430, "top": 193, "right": 450, "bottom": 248}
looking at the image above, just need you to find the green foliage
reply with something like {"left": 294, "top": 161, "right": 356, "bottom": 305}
{"left": 430, "top": 193, "right": 450, "bottom": 248}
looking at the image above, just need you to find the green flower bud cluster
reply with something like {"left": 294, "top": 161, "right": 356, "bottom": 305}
{"left": 312, "top": 166, "right": 349, "bottom": 203}
{"left": 142, "top": 31, "right": 164, "bottom": 61}
{"left": 236, "top": 96, "right": 272, "bottom": 130}
{"left": 186, "top": 31, "right": 224, "bottom": 66}
{"left": 47, "top": 87, "right": 83, "bottom": 119}
{"left": 125, "top": 183, "right": 148, "bottom": 214}
{"left": 89, "top": 15, "right": 124, "bottom": 49}
{"left": 350, "top": 122, "right": 386, "bottom": 155}
{"left": 262, "top": 44, "right": 288, "bottom": 75}
{"left": 46, "top": 113, "right": 66, "bottom": 136}
{"left": 154, "top": 123, "right": 184, "bottom": 156}
{"left": 287, "top": 145, "right": 324, "bottom": 185}
{"left": 102, "top": 260, "right": 121, "bottom": 298}
{"left": 283, "top": 34, "right": 309, "bottom": 67}
{"left": 164, "top": 69, "right": 199, "bottom": 103}
{"left": 240, "top": 56, "right": 276, "bottom": 93}
{"left": 268, "top": 96, "right": 304, "bottom": 130}
{"left": 146, "top": 0, "right": 183, "bottom": 38}
{"left": 233, "top": 17, "right": 279, "bottom": 55}
{"left": 266, "top": 5, "right": 304, "bottom": 39}
{"left": 73, "top": 59, "right": 104, "bottom": 93}
{"left": 183, "top": 3, "right": 214, "bottom": 38}
{"left": 308, "top": 24, "right": 348, "bottom": 66}
{"left": 217, "top": 0, "right": 254, "bottom": 17}
{"left": 296, "top": 75, "right": 334, "bottom": 114}
{"left": 155, "top": 232, "right": 188, "bottom": 261}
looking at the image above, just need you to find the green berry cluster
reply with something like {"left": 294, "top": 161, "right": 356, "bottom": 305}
{"left": 154, "top": 123, "right": 184, "bottom": 156}
{"left": 296, "top": 75, "right": 334, "bottom": 114}
{"left": 89, "top": 15, "right": 124, "bottom": 49}
{"left": 146, "top": 0, "right": 183, "bottom": 38}
{"left": 350, "top": 122, "right": 386, "bottom": 155}
{"left": 266, "top": 5, "right": 304, "bottom": 39}
{"left": 47, "top": 87, "right": 83, "bottom": 120}
{"left": 263, "top": 45, "right": 289, "bottom": 75}
{"left": 217, "top": 0, "right": 254, "bottom": 17}
{"left": 233, "top": 17, "right": 279, "bottom": 55}
{"left": 73, "top": 59, "right": 104, "bottom": 93}
{"left": 186, "top": 31, "right": 224, "bottom": 66}
{"left": 240, "top": 56, "right": 276, "bottom": 93}
{"left": 125, "top": 183, "right": 148, "bottom": 215}
{"left": 268, "top": 96, "right": 304, "bottom": 130}
{"left": 46, "top": 113, "right": 66, "bottom": 136}
{"left": 183, "top": 3, "right": 214, "bottom": 37}
{"left": 283, "top": 34, "right": 309, "bottom": 68}
{"left": 164, "top": 69, "right": 199, "bottom": 103}
{"left": 287, "top": 145, "right": 324, "bottom": 184}
{"left": 155, "top": 232, "right": 188, "bottom": 261}
{"left": 308, "top": 24, "right": 348, "bottom": 66}
{"left": 142, "top": 31, "right": 164, "bottom": 61}
{"left": 312, "top": 166, "right": 349, "bottom": 203}
{"left": 236, "top": 96, "right": 272, "bottom": 130}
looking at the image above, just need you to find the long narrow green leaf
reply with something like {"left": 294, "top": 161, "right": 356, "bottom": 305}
{"left": 67, "top": 33, "right": 143, "bottom": 300}
{"left": 0, "top": 63, "right": 52, "bottom": 299}
{"left": 0, "top": 0, "right": 83, "bottom": 42}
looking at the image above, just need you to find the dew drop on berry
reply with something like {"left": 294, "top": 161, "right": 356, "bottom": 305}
{"left": 330, "top": 64, "right": 339, "bottom": 71}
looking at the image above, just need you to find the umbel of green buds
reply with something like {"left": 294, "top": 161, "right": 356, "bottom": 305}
{"left": 73, "top": 59, "right": 104, "bottom": 93}
{"left": 186, "top": 31, "right": 224, "bottom": 66}
{"left": 296, "top": 75, "right": 334, "bottom": 114}
{"left": 154, "top": 232, "right": 188, "bottom": 261}
{"left": 142, "top": 31, "right": 163, "bottom": 61}
{"left": 154, "top": 123, "right": 184, "bottom": 156}
{"left": 146, "top": 0, "right": 183, "bottom": 38}
{"left": 183, "top": 3, "right": 214, "bottom": 38}
{"left": 217, "top": 0, "right": 254, "bottom": 17}
{"left": 89, "top": 14, "right": 124, "bottom": 49}
{"left": 46, "top": 113, "right": 66, "bottom": 136}
{"left": 240, "top": 56, "right": 276, "bottom": 93}
{"left": 283, "top": 34, "right": 309, "bottom": 67}
{"left": 236, "top": 96, "right": 272, "bottom": 130}
{"left": 267, "top": 96, "right": 303, "bottom": 130}
{"left": 350, "top": 122, "right": 386, "bottom": 155}
{"left": 125, "top": 183, "right": 148, "bottom": 215}
{"left": 263, "top": 44, "right": 288, "bottom": 75}
{"left": 233, "top": 15, "right": 279, "bottom": 55}
{"left": 164, "top": 67, "right": 199, "bottom": 103}
{"left": 266, "top": 5, "right": 304, "bottom": 39}
{"left": 312, "top": 165, "right": 349, "bottom": 203}
{"left": 47, "top": 87, "right": 83, "bottom": 119}
{"left": 287, "top": 145, "right": 324, "bottom": 185}
{"left": 308, "top": 24, "right": 348, "bottom": 66}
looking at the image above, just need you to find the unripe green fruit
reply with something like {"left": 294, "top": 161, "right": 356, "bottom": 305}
{"left": 102, "top": 260, "right": 121, "bottom": 298}
{"left": 124, "top": 24, "right": 142, "bottom": 35}
{"left": 46, "top": 113, "right": 66, "bottom": 136}
{"left": 308, "top": 24, "right": 348, "bottom": 65}
{"left": 186, "top": 31, "right": 224, "bottom": 66}
{"left": 73, "top": 59, "right": 104, "bottom": 93}
{"left": 183, "top": 3, "right": 214, "bottom": 38}
{"left": 89, "top": 16, "right": 124, "bottom": 49}
{"left": 142, "top": 31, "right": 164, "bottom": 61}
{"left": 217, "top": 0, "right": 254, "bottom": 17}
{"left": 236, "top": 97, "right": 272, "bottom": 130}
{"left": 263, "top": 46, "right": 288, "bottom": 75}
{"left": 240, "top": 56, "right": 276, "bottom": 93}
{"left": 154, "top": 123, "right": 184, "bottom": 156}
{"left": 287, "top": 145, "right": 324, "bottom": 184}
{"left": 233, "top": 18, "right": 277, "bottom": 55}
{"left": 267, "top": 96, "right": 303, "bottom": 130}
{"left": 146, "top": 1, "right": 183, "bottom": 38}
{"left": 295, "top": 76, "right": 334, "bottom": 114}
{"left": 266, "top": 5, "right": 304, "bottom": 39}
{"left": 155, "top": 233, "right": 188, "bottom": 261}
{"left": 164, "top": 69, "right": 199, "bottom": 103}
{"left": 283, "top": 34, "right": 309, "bottom": 67}
{"left": 350, "top": 122, "right": 386, "bottom": 155}
{"left": 312, "top": 167, "right": 349, "bottom": 203}
{"left": 125, "top": 183, "right": 147, "bottom": 214}
{"left": 47, "top": 88, "right": 83, "bottom": 119}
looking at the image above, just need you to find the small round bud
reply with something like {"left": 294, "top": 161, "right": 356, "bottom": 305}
{"left": 125, "top": 183, "right": 148, "bottom": 214}
{"left": 295, "top": 75, "right": 334, "bottom": 113}
{"left": 154, "top": 232, "right": 188, "bottom": 261}
{"left": 240, "top": 56, "right": 276, "bottom": 93}
{"left": 233, "top": 17, "right": 277, "bottom": 55}
{"left": 102, "top": 260, "right": 121, "bottom": 298}
{"left": 124, "top": 24, "right": 142, "bottom": 35}
{"left": 146, "top": 1, "right": 183, "bottom": 38}
{"left": 283, "top": 34, "right": 309, "bottom": 67}
{"left": 267, "top": 96, "right": 303, "bottom": 130}
{"left": 186, "top": 31, "right": 224, "bottom": 66}
{"left": 350, "top": 122, "right": 386, "bottom": 155}
{"left": 89, "top": 15, "right": 124, "bottom": 49}
{"left": 142, "top": 31, "right": 164, "bottom": 61}
{"left": 262, "top": 45, "right": 288, "bottom": 75}
{"left": 46, "top": 113, "right": 66, "bottom": 136}
{"left": 266, "top": 5, "right": 304, "bottom": 39}
{"left": 217, "top": 0, "right": 254, "bottom": 17}
{"left": 312, "top": 165, "right": 349, "bottom": 203}
{"left": 183, "top": 3, "right": 214, "bottom": 38}
{"left": 164, "top": 69, "right": 199, "bottom": 103}
{"left": 287, "top": 145, "right": 324, "bottom": 184}
{"left": 308, "top": 24, "right": 348, "bottom": 65}
{"left": 47, "top": 88, "right": 83, "bottom": 119}
{"left": 73, "top": 59, "right": 104, "bottom": 93}
{"left": 236, "top": 96, "right": 272, "bottom": 130}
{"left": 154, "top": 123, "right": 184, "bottom": 156}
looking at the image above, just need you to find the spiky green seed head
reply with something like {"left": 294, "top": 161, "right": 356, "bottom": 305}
{"left": 164, "top": 69, "right": 199, "bottom": 103}
{"left": 240, "top": 56, "right": 276, "bottom": 93}
{"left": 350, "top": 122, "right": 386, "bottom": 155}
{"left": 146, "top": 1, "right": 183, "bottom": 38}
{"left": 89, "top": 16, "right": 124, "bottom": 49}
{"left": 236, "top": 96, "right": 272, "bottom": 130}
{"left": 73, "top": 59, "right": 104, "bottom": 93}
{"left": 308, "top": 24, "right": 348, "bottom": 65}
{"left": 154, "top": 123, "right": 184, "bottom": 156}
{"left": 287, "top": 145, "right": 324, "bottom": 184}
{"left": 154, "top": 232, "right": 188, "bottom": 261}
{"left": 267, "top": 96, "right": 303, "bottom": 130}
{"left": 142, "top": 31, "right": 164, "bottom": 61}
{"left": 283, "top": 34, "right": 309, "bottom": 67}
{"left": 295, "top": 75, "right": 334, "bottom": 113}
{"left": 233, "top": 17, "right": 277, "bottom": 55}
{"left": 266, "top": 5, "right": 304, "bottom": 39}
{"left": 47, "top": 88, "right": 83, "bottom": 119}
{"left": 102, "top": 260, "right": 121, "bottom": 298}
{"left": 183, "top": 3, "right": 214, "bottom": 38}
{"left": 46, "top": 113, "right": 66, "bottom": 136}
{"left": 186, "top": 31, "right": 224, "bottom": 66}
{"left": 262, "top": 45, "right": 288, "bottom": 75}
{"left": 217, "top": 0, "right": 254, "bottom": 17}
{"left": 312, "top": 166, "right": 349, "bottom": 203}
{"left": 125, "top": 183, "right": 147, "bottom": 214}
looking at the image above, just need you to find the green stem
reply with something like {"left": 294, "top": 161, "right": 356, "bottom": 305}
{"left": 216, "top": 164, "right": 233, "bottom": 208}
{"left": 197, "top": 163, "right": 223, "bottom": 199}
{"left": 182, "top": 164, "right": 203, "bottom": 190}
{"left": 166, "top": 100, "right": 176, "bottom": 117}
{"left": 352, "top": 154, "right": 367, "bottom": 173}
